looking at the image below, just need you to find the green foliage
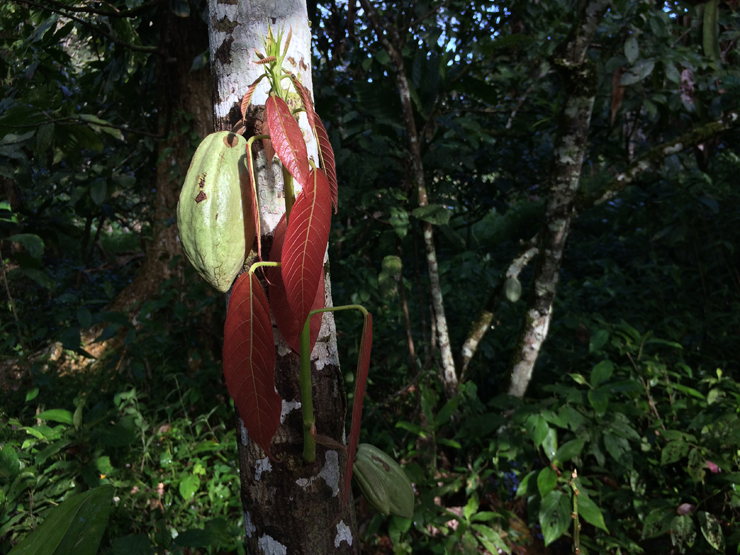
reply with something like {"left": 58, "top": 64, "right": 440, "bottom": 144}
{"left": 9, "top": 486, "right": 113, "bottom": 555}
{"left": 2, "top": 0, "right": 740, "bottom": 553}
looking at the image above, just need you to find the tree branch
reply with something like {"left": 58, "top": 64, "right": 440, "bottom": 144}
{"left": 578, "top": 111, "right": 740, "bottom": 210}
{"left": 16, "top": 0, "right": 159, "bottom": 53}
{"left": 459, "top": 239, "right": 538, "bottom": 383}
{"left": 2, "top": 114, "right": 164, "bottom": 138}
{"left": 36, "top": 0, "right": 162, "bottom": 18}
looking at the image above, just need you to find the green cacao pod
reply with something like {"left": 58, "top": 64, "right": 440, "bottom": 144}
{"left": 354, "top": 443, "right": 414, "bottom": 519}
{"left": 177, "top": 132, "right": 255, "bottom": 293}
{"left": 504, "top": 276, "right": 522, "bottom": 303}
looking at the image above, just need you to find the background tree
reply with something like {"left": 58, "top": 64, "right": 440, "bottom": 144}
{"left": 1, "top": 0, "right": 739, "bottom": 553}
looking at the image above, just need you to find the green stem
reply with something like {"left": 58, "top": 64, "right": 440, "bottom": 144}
{"left": 569, "top": 470, "right": 581, "bottom": 554}
{"left": 248, "top": 261, "right": 280, "bottom": 276}
{"left": 299, "top": 304, "right": 369, "bottom": 464}
{"left": 0, "top": 247, "right": 25, "bottom": 355}
{"left": 300, "top": 315, "right": 316, "bottom": 463}
{"left": 283, "top": 166, "right": 295, "bottom": 223}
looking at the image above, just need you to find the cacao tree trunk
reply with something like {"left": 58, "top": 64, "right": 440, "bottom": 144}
{"left": 206, "top": 1, "right": 358, "bottom": 552}
{"left": 107, "top": 5, "right": 212, "bottom": 315}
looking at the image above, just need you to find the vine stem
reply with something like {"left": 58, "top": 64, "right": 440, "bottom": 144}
{"left": 569, "top": 469, "right": 581, "bottom": 554}
{"left": 0, "top": 247, "right": 25, "bottom": 355}
{"left": 299, "top": 304, "right": 368, "bottom": 464}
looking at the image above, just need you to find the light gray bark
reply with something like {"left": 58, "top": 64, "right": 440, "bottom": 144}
{"left": 507, "top": 0, "right": 611, "bottom": 398}
{"left": 459, "top": 242, "right": 538, "bottom": 383}
{"left": 357, "top": 0, "right": 459, "bottom": 398}
{"left": 207, "top": 1, "right": 357, "bottom": 552}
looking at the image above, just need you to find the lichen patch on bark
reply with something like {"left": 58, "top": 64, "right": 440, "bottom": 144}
{"left": 335, "top": 520, "right": 353, "bottom": 547}
{"left": 280, "top": 399, "right": 302, "bottom": 423}
{"left": 244, "top": 511, "right": 256, "bottom": 538}
{"left": 258, "top": 534, "right": 287, "bottom": 555}
{"left": 295, "top": 450, "right": 340, "bottom": 496}
{"left": 255, "top": 457, "right": 272, "bottom": 481}
{"left": 240, "top": 418, "right": 249, "bottom": 446}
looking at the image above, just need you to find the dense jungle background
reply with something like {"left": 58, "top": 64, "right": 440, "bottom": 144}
{"left": 1, "top": 0, "right": 740, "bottom": 553}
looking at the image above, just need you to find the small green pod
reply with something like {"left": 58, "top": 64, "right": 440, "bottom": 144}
{"left": 353, "top": 455, "right": 391, "bottom": 516}
{"left": 504, "top": 276, "right": 522, "bottom": 303}
{"left": 354, "top": 443, "right": 414, "bottom": 519}
{"left": 177, "top": 132, "right": 253, "bottom": 293}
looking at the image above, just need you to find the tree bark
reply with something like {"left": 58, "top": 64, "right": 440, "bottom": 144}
{"left": 507, "top": 0, "right": 611, "bottom": 398}
{"left": 357, "top": 0, "right": 459, "bottom": 399}
{"left": 206, "top": 1, "right": 358, "bottom": 552}
{"left": 459, "top": 242, "right": 538, "bottom": 383}
{"left": 107, "top": 5, "right": 212, "bottom": 315}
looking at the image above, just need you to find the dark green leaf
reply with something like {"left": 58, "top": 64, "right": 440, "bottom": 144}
{"left": 7, "top": 234, "right": 44, "bottom": 259}
{"left": 77, "top": 307, "right": 93, "bottom": 329}
{"left": 0, "top": 445, "right": 20, "bottom": 481}
{"left": 179, "top": 475, "right": 199, "bottom": 499}
{"left": 624, "top": 37, "right": 639, "bottom": 65}
{"left": 642, "top": 507, "right": 673, "bottom": 539}
{"left": 90, "top": 178, "right": 107, "bottom": 205}
{"left": 412, "top": 204, "right": 451, "bottom": 225}
{"left": 670, "top": 515, "right": 696, "bottom": 550}
{"left": 541, "top": 427, "right": 558, "bottom": 461}
{"left": 537, "top": 467, "right": 558, "bottom": 497}
{"left": 553, "top": 438, "right": 586, "bottom": 464}
{"left": 539, "top": 490, "right": 570, "bottom": 546}
{"left": 434, "top": 396, "right": 459, "bottom": 429}
{"left": 36, "top": 409, "right": 74, "bottom": 426}
{"left": 590, "top": 360, "right": 614, "bottom": 388}
{"left": 8, "top": 486, "right": 113, "bottom": 555}
{"left": 697, "top": 511, "right": 724, "bottom": 552}
{"left": 661, "top": 440, "right": 689, "bottom": 465}
{"left": 588, "top": 387, "right": 609, "bottom": 415}
{"left": 515, "top": 470, "right": 538, "bottom": 498}
{"left": 589, "top": 329, "right": 609, "bottom": 352}
{"left": 578, "top": 494, "right": 608, "bottom": 532}
{"left": 620, "top": 59, "right": 655, "bottom": 86}
{"left": 525, "top": 415, "right": 550, "bottom": 448}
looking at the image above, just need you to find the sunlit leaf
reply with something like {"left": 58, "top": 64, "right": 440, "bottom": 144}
{"left": 265, "top": 95, "right": 310, "bottom": 189}
{"left": 282, "top": 168, "right": 332, "bottom": 328}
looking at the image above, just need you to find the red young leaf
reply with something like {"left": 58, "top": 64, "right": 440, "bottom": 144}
{"left": 223, "top": 272, "right": 281, "bottom": 459}
{"left": 313, "top": 116, "right": 338, "bottom": 213}
{"left": 265, "top": 95, "right": 310, "bottom": 189}
{"left": 281, "top": 168, "right": 332, "bottom": 329}
{"left": 241, "top": 76, "right": 264, "bottom": 119}
{"left": 341, "top": 313, "right": 373, "bottom": 514}
{"left": 268, "top": 214, "right": 325, "bottom": 353}
{"left": 245, "top": 142, "right": 262, "bottom": 258}
{"left": 290, "top": 76, "right": 316, "bottom": 133}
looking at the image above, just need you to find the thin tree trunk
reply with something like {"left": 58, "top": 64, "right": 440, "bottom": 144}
{"left": 459, "top": 243, "right": 538, "bottom": 382}
{"left": 206, "top": 1, "right": 357, "bottom": 552}
{"left": 507, "top": 0, "right": 611, "bottom": 398}
{"left": 358, "top": 0, "right": 458, "bottom": 399}
{"left": 107, "top": 5, "right": 212, "bottom": 315}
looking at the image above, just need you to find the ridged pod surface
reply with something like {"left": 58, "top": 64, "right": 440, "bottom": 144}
{"left": 177, "top": 132, "right": 254, "bottom": 292}
{"left": 353, "top": 443, "right": 414, "bottom": 519}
